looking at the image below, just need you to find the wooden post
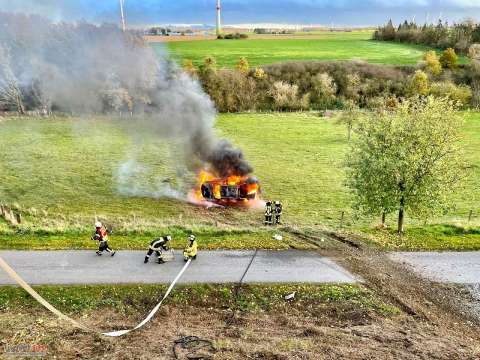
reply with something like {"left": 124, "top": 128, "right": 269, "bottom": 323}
{"left": 15, "top": 213, "right": 22, "bottom": 224}
{"left": 468, "top": 210, "right": 473, "bottom": 223}
{"left": 340, "top": 211, "right": 345, "bottom": 229}
{"left": 8, "top": 210, "right": 16, "bottom": 225}
{"left": 4, "top": 208, "right": 11, "bottom": 222}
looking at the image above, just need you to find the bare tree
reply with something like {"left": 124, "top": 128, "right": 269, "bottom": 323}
{"left": 0, "top": 45, "right": 25, "bottom": 114}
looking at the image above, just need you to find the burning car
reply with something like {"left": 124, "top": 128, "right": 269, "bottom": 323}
{"left": 193, "top": 171, "right": 260, "bottom": 205}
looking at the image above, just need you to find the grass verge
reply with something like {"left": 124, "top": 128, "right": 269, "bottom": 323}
{"left": 0, "top": 283, "right": 399, "bottom": 316}
{"left": 0, "top": 227, "right": 314, "bottom": 250}
{"left": 365, "top": 224, "right": 480, "bottom": 251}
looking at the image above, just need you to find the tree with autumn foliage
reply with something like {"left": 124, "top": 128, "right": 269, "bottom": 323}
{"left": 236, "top": 57, "right": 250, "bottom": 75}
{"left": 346, "top": 97, "right": 467, "bottom": 233}
{"left": 423, "top": 51, "right": 442, "bottom": 76}
{"left": 440, "top": 48, "right": 458, "bottom": 69}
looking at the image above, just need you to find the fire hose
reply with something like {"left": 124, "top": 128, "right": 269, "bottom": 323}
{"left": 0, "top": 255, "right": 192, "bottom": 337}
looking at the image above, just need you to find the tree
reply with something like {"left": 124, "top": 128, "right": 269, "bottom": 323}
{"left": 346, "top": 97, "right": 467, "bottom": 233}
{"left": 236, "top": 57, "right": 250, "bottom": 75}
{"left": 409, "top": 70, "right": 429, "bottom": 95}
{"left": 383, "top": 19, "right": 396, "bottom": 41}
{"left": 423, "top": 50, "right": 442, "bottom": 76}
{"left": 440, "top": 48, "right": 458, "bottom": 69}
{"left": 337, "top": 99, "right": 359, "bottom": 141}
{"left": 0, "top": 45, "right": 25, "bottom": 114}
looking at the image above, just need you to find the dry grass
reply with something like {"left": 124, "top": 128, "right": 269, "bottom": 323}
{"left": 1, "top": 303, "right": 478, "bottom": 359}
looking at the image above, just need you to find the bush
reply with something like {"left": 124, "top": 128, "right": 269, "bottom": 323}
{"left": 253, "top": 68, "right": 266, "bottom": 80}
{"left": 409, "top": 70, "right": 429, "bottom": 95}
{"left": 469, "top": 43, "right": 480, "bottom": 61}
{"left": 100, "top": 88, "right": 133, "bottom": 112}
{"left": 203, "top": 69, "right": 259, "bottom": 112}
{"left": 269, "top": 81, "right": 309, "bottom": 111}
{"left": 423, "top": 51, "right": 442, "bottom": 76}
{"left": 197, "top": 59, "right": 475, "bottom": 112}
{"left": 430, "top": 82, "right": 472, "bottom": 107}
{"left": 440, "top": 48, "right": 458, "bottom": 69}
{"left": 223, "top": 33, "right": 248, "bottom": 40}
{"left": 311, "top": 73, "right": 337, "bottom": 109}
{"left": 182, "top": 59, "right": 196, "bottom": 76}
{"left": 236, "top": 57, "right": 250, "bottom": 75}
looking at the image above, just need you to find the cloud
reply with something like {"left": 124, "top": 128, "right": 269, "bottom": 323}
{"left": 0, "top": 0, "right": 479, "bottom": 26}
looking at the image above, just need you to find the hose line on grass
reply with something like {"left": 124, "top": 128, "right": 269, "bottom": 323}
{"left": 0, "top": 255, "right": 192, "bottom": 337}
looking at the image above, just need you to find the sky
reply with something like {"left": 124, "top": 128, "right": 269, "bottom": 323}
{"left": 1, "top": 0, "right": 480, "bottom": 27}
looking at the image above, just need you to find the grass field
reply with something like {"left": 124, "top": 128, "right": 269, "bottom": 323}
{"left": 1, "top": 112, "right": 480, "bottom": 249}
{"left": 161, "top": 31, "right": 440, "bottom": 68}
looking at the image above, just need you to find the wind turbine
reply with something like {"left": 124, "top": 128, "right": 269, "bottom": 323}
{"left": 216, "top": 0, "right": 222, "bottom": 36}
{"left": 119, "top": 0, "right": 126, "bottom": 32}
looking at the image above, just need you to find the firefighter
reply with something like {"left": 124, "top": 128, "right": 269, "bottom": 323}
{"left": 183, "top": 234, "right": 198, "bottom": 261}
{"left": 274, "top": 200, "right": 283, "bottom": 225}
{"left": 144, "top": 235, "right": 172, "bottom": 264}
{"left": 264, "top": 201, "right": 273, "bottom": 225}
{"left": 92, "top": 222, "right": 116, "bottom": 256}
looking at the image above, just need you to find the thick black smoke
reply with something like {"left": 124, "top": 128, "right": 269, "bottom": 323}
{"left": 0, "top": 13, "right": 253, "bottom": 197}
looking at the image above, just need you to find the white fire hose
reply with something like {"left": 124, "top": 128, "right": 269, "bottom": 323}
{"left": 0, "top": 255, "right": 192, "bottom": 337}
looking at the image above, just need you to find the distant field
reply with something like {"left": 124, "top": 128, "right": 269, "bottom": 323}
{"left": 158, "top": 31, "right": 436, "bottom": 68}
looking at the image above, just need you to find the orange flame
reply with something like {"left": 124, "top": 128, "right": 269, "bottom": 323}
{"left": 189, "top": 170, "right": 261, "bottom": 207}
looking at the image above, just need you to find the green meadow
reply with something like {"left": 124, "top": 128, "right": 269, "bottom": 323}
{"left": 161, "top": 31, "right": 439, "bottom": 68}
{"left": 1, "top": 112, "right": 480, "bottom": 249}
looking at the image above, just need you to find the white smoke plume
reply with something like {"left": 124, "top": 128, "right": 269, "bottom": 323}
{"left": 0, "top": 12, "right": 253, "bottom": 200}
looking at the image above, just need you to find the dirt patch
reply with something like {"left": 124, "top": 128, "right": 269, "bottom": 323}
{"left": 1, "top": 303, "right": 479, "bottom": 359}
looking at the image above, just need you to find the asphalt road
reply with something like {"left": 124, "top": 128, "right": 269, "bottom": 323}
{"left": 389, "top": 252, "right": 480, "bottom": 319}
{"left": 0, "top": 250, "right": 358, "bottom": 285}
{"left": 389, "top": 251, "right": 480, "bottom": 284}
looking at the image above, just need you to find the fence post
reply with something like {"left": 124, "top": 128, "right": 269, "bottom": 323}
{"left": 468, "top": 210, "right": 473, "bottom": 223}
{"left": 340, "top": 211, "right": 345, "bottom": 229}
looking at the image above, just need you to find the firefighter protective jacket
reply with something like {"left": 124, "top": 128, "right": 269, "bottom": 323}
{"left": 150, "top": 237, "right": 170, "bottom": 251}
{"left": 265, "top": 205, "right": 273, "bottom": 216}
{"left": 92, "top": 228, "right": 108, "bottom": 242}
{"left": 184, "top": 240, "right": 198, "bottom": 258}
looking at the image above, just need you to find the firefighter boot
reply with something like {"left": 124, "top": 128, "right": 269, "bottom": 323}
{"left": 144, "top": 256, "right": 149, "bottom": 263}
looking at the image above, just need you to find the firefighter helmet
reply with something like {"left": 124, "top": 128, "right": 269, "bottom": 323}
{"left": 275, "top": 201, "right": 281, "bottom": 206}
{"left": 95, "top": 221, "right": 102, "bottom": 228}
{"left": 166, "top": 235, "right": 172, "bottom": 241}
{"left": 188, "top": 234, "right": 196, "bottom": 241}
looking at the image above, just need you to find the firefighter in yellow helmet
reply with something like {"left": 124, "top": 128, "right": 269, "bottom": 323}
{"left": 183, "top": 234, "right": 198, "bottom": 261}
